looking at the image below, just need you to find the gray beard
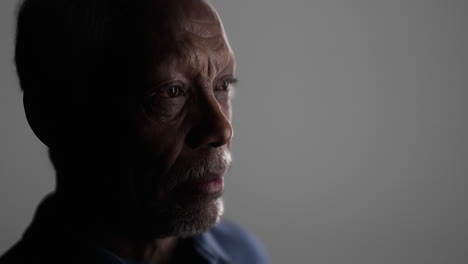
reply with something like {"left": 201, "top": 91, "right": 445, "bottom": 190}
{"left": 139, "top": 197, "right": 225, "bottom": 239}
{"left": 166, "top": 198, "right": 225, "bottom": 237}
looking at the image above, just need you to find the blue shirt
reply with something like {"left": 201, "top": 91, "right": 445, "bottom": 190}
{"left": 100, "top": 220, "right": 270, "bottom": 264}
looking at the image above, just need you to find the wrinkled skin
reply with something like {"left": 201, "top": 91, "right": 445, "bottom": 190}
{"left": 23, "top": 0, "right": 237, "bottom": 262}
{"left": 110, "top": 0, "right": 236, "bottom": 262}
{"left": 135, "top": 0, "right": 235, "bottom": 227}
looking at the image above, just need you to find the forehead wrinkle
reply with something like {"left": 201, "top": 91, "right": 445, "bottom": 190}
{"left": 184, "top": 34, "right": 225, "bottom": 54}
{"left": 182, "top": 18, "right": 221, "bottom": 39}
{"left": 173, "top": 38, "right": 232, "bottom": 82}
{"left": 151, "top": 0, "right": 235, "bottom": 83}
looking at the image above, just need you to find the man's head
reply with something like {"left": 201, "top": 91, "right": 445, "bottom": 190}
{"left": 16, "top": 0, "right": 236, "bottom": 240}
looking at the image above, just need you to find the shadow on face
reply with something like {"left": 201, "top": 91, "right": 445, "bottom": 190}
{"left": 17, "top": 0, "right": 236, "bottom": 240}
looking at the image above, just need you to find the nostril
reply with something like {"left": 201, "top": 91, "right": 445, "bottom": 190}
{"left": 208, "top": 123, "right": 233, "bottom": 148}
{"left": 186, "top": 115, "right": 233, "bottom": 149}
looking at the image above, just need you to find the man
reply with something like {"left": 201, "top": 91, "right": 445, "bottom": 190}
{"left": 0, "top": 0, "right": 269, "bottom": 263}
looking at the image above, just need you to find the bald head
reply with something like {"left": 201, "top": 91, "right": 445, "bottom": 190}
{"left": 173, "top": 0, "right": 224, "bottom": 38}
{"left": 144, "top": 0, "right": 235, "bottom": 92}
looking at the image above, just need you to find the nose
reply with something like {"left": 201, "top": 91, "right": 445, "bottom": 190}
{"left": 186, "top": 98, "right": 233, "bottom": 149}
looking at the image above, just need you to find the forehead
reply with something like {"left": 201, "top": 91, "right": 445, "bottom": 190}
{"left": 147, "top": 0, "right": 236, "bottom": 80}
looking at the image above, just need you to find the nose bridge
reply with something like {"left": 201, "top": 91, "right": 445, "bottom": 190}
{"left": 187, "top": 91, "right": 233, "bottom": 149}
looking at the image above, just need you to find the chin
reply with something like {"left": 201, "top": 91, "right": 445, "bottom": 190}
{"left": 169, "top": 197, "right": 225, "bottom": 237}
{"left": 138, "top": 196, "right": 225, "bottom": 239}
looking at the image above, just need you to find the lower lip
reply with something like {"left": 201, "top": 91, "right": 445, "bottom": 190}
{"left": 183, "top": 176, "right": 224, "bottom": 195}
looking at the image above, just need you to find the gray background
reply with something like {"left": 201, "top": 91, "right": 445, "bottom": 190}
{"left": 1, "top": 0, "right": 467, "bottom": 263}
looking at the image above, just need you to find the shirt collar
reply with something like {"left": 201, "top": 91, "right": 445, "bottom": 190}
{"left": 192, "top": 229, "right": 231, "bottom": 264}
{"left": 97, "top": 231, "right": 231, "bottom": 264}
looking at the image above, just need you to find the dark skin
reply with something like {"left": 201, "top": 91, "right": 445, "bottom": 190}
{"left": 60, "top": 0, "right": 235, "bottom": 263}
{"left": 23, "top": 0, "right": 235, "bottom": 263}
{"left": 110, "top": 0, "right": 236, "bottom": 262}
{"left": 137, "top": 0, "right": 235, "bottom": 204}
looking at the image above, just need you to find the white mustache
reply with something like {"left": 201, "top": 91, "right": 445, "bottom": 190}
{"left": 165, "top": 149, "right": 232, "bottom": 191}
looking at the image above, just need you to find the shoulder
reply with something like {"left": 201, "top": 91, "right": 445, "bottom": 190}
{"left": 0, "top": 240, "right": 35, "bottom": 264}
{"left": 205, "top": 219, "right": 270, "bottom": 264}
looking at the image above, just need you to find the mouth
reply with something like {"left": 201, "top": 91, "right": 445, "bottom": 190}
{"left": 172, "top": 171, "right": 226, "bottom": 200}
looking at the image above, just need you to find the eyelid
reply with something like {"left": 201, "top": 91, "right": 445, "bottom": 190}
{"left": 214, "top": 76, "right": 238, "bottom": 91}
{"left": 149, "top": 81, "right": 187, "bottom": 96}
{"left": 221, "top": 75, "right": 238, "bottom": 85}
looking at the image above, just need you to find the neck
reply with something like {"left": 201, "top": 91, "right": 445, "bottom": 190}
{"left": 53, "top": 192, "right": 180, "bottom": 264}
{"left": 103, "top": 236, "right": 179, "bottom": 264}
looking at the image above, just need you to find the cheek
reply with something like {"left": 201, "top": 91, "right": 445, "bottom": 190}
{"left": 139, "top": 100, "right": 189, "bottom": 151}
{"left": 138, "top": 116, "right": 189, "bottom": 174}
{"left": 148, "top": 99, "right": 187, "bottom": 122}
{"left": 144, "top": 124, "right": 180, "bottom": 157}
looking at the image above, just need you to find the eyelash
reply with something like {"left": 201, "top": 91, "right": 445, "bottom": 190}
{"left": 149, "top": 77, "right": 237, "bottom": 99}
{"left": 149, "top": 82, "right": 187, "bottom": 99}
{"left": 164, "top": 84, "right": 186, "bottom": 97}
{"left": 216, "top": 77, "right": 237, "bottom": 92}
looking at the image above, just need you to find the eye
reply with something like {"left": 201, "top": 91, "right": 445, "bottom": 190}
{"left": 221, "top": 80, "right": 230, "bottom": 90}
{"left": 143, "top": 82, "right": 187, "bottom": 116}
{"left": 216, "top": 77, "right": 237, "bottom": 92}
{"left": 159, "top": 83, "right": 186, "bottom": 98}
